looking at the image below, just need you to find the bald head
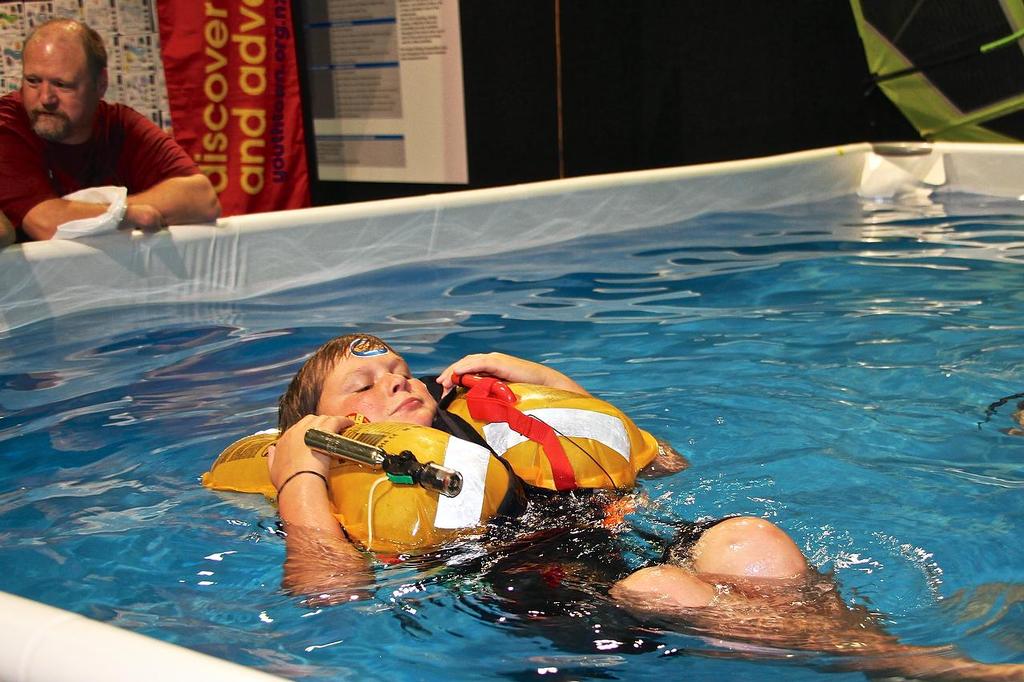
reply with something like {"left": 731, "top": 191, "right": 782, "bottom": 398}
{"left": 21, "top": 18, "right": 108, "bottom": 143}
{"left": 25, "top": 19, "right": 107, "bottom": 85}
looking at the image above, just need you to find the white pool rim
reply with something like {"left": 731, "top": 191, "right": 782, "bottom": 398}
{"left": 4, "top": 141, "right": 1023, "bottom": 334}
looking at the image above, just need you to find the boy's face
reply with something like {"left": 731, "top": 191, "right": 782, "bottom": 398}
{"left": 316, "top": 346, "right": 437, "bottom": 427}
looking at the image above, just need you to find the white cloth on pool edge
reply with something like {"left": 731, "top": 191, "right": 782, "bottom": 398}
{"left": 53, "top": 186, "right": 128, "bottom": 239}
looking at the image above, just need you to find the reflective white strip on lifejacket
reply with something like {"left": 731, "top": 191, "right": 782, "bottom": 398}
{"left": 481, "top": 408, "right": 631, "bottom": 462}
{"left": 434, "top": 436, "right": 490, "bottom": 529}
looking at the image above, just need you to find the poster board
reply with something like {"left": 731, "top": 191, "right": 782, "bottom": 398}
{"left": 300, "top": 0, "right": 468, "bottom": 184}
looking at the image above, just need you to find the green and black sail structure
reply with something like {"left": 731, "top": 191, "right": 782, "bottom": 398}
{"left": 851, "top": 0, "right": 1024, "bottom": 142}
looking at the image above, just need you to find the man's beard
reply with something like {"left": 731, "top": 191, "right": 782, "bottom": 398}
{"left": 30, "top": 110, "right": 72, "bottom": 142}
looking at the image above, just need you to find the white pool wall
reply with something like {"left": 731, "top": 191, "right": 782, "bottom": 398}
{"left": 2, "top": 141, "right": 1023, "bottom": 681}
{"left": 0, "top": 591, "right": 284, "bottom": 682}
{"left": 0, "top": 141, "right": 929, "bottom": 332}
{"left": 7, "top": 141, "right": 1024, "bottom": 334}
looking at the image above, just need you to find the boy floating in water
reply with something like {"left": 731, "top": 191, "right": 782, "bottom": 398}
{"left": 259, "top": 333, "right": 1022, "bottom": 680}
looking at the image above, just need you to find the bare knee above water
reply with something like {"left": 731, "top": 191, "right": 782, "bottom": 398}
{"left": 611, "top": 565, "right": 717, "bottom": 609}
{"left": 691, "top": 516, "right": 807, "bottom": 579}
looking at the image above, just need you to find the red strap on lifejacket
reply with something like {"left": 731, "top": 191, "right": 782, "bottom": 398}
{"left": 453, "top": 374, "right": 577, "bottom": 491}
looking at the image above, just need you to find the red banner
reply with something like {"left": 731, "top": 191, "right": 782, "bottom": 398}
{"left": 156, "top": 0, "right": 310, "bottom": 216}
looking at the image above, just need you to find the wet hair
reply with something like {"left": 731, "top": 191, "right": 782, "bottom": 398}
{"left": 977, "top": 391, "right": 1024, "bottom": 429}
{"left": 277, "top": 333, "right": 396, "bottom": 432}
{"left": 26, "top": 19, "right": 108, "bottom": 84}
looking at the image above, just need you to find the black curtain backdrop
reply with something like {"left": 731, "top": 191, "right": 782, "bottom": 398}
{"left": 295, "top": 1, "right": 920, "bottom": 207}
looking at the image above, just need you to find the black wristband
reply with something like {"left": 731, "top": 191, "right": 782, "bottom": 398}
{"left": 277, "top": 470, "right": 329, "bottom": 497}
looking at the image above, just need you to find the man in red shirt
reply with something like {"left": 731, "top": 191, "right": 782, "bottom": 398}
{"left": 0, "top": 18, "right": 220, "bottom": 242}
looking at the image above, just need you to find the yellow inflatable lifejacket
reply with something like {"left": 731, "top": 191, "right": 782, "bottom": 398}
{"left": 202, "top": 422, "right": 524, "bottom": 555}
{"left": 445, "top": 379, "right": 659, "bottom": 492}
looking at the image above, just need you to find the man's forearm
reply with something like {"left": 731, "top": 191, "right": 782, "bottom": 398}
{"left": 21, "top": 198, "right": 109, "bottom": 240}
{"left": 19, "top": 174, "right": 221, "bottom": 240}
{"left": 128, "top": 174, "right": 221, "bottom": 225}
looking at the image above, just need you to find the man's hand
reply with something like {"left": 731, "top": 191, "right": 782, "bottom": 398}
{"left": 0, "top": 210, "right": 14, "bottom": 247}
{"left": 120, "top": 203, "right": 165, "bottom": 232}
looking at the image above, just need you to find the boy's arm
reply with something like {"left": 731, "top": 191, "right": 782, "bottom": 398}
{"left": 436, "top": 352, "right": 592, "bottom": 395}
{"left": 638, "top": 438, "right": 689, "bottom": 478}
{"left": 270, "top": 415, "right": 373, "bottom": 604}
{"left": 438, "top": 352, "right": 691, "bottom": 477}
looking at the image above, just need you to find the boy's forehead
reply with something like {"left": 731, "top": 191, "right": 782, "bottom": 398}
{"left": 347, "top": 336, "right": 389, "bottom": 357}
{"left": 332, "top": 343, "right": 407, "bottom": 374}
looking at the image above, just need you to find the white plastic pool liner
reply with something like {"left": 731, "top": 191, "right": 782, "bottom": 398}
{"left": 6, "top": 142, "right": 1024, "bottom": 333}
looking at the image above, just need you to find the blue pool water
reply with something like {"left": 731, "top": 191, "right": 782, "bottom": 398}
{"left": 1, "top": 192, "right": 1022, "bottom": 681}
